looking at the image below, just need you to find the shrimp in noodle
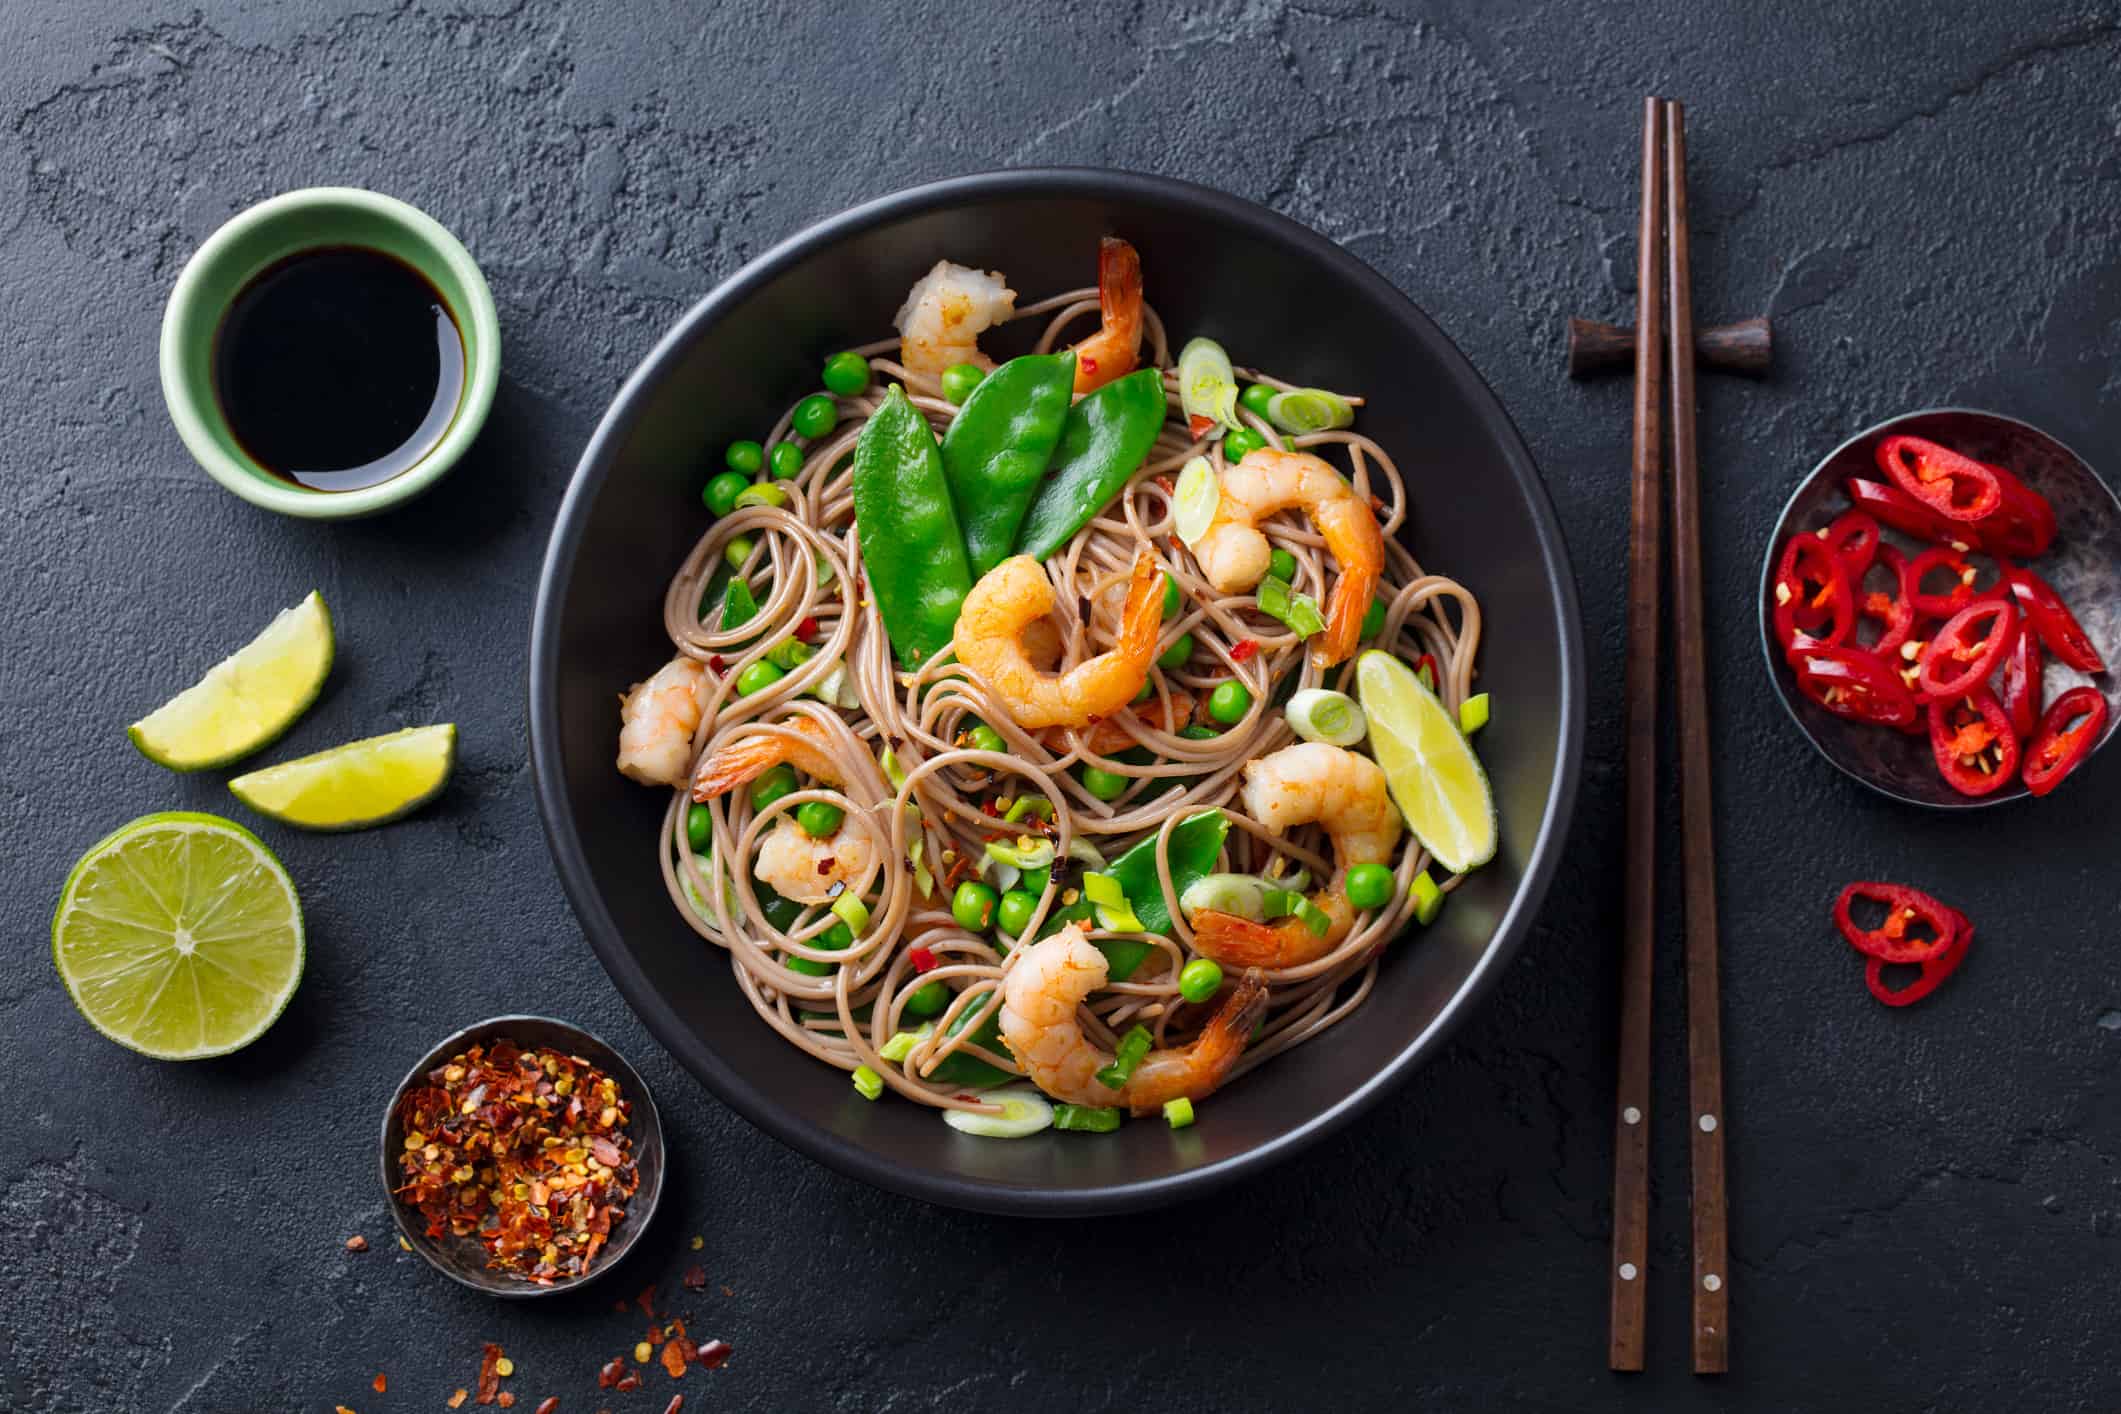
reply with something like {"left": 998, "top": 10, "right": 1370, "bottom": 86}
{"left": 617, "top": 656, "right": 705, "bottom": 788}
{"left": 953, "top": 552, "right": 1161, "bottom": 729}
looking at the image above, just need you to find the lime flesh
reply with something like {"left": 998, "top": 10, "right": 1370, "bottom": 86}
{"left": 129, "top": 591, "right": 334, "bottom": 771}
{"left": 227, "top": 723, "right": 456, "bottom": 830}
{"left": 1355, "top": 650, "right": 1497, "bottom": 874}
{"left": 52, "top": 812, "right": 303, "bottom": 1060}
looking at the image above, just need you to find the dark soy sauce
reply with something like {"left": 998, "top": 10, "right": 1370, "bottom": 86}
{"left": 213, "top": 246, "right": 465, "bottom": 492}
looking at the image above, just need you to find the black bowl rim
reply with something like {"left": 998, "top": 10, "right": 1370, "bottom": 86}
{"left": 378, "top": 1013, "right": 665, "bottom": 1296}
{"left": 1756, "top": 405, "right": 2120, "bottom": 809}
{"left": 528, "top": 167, "right": 1586, "bottom": 1215}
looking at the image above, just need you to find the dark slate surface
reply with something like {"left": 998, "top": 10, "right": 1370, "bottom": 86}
{"left": 4, "top": 3, "right": 2118, "bottom": 1410}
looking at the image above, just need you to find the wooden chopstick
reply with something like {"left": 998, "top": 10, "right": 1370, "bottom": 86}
{"left": 1662, "top": 99, "right": 1731, "bottom": 1377}
{"left": 1607, "top": 92, "right": 1664, "bottom": 1375}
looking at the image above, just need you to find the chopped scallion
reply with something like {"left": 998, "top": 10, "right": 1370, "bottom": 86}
{"left": 1004, "top": 795, "right": 1056, "bottom": 824}
{"left": 1095, "top": 1024, "right": 1154, "bottom": 1090}
{"left": 830, "top": 892, "right": 870, "bottom": 936}
{"left": 851, "top": 1064, "right": 884, "bottom": 1100}
{"left": 1460, "top": 692, "right": 1491, "bottom": 735}
{"left": 1410, "top": 869, "right": 1445, "bottom": 926}
{"left": 1051, "top": 1102, "right": 1123, "bottom": 1133}
{"left": 733, "top": 481, "right": 790, "bottom": 510}
{"left": 1163, "top": 1097, "right": 1196, "bottom": 1129}
{"left": 878, "top": 1025, "right": 933, "bottom": 1063}
{"left": 1285, "top": 688, "right": 1367, "bottom": 747}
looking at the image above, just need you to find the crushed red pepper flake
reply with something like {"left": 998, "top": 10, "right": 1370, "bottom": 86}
{"left": 536, "top": 1400, "right": 560, "bottom": 1414}
{"left": 498, "top": 1394, "right": 516, "bottom": 1409}
{"left": 598, "top": 1357, "right": 626, "bottom": 1389}
{"left": 1230, "top": 638, "right": 1260, "bottom": 663}
{"left": 663, "top": 1398, "right": 685, "bottom": 1414}
{"left": 907, "top": 946, "right": 938, "bottom": 973}
{"left": 636, "top": 1284, "right": 659, "bottom": 1317}
{"left": 393, "top": 1041, "right": 638, "bottom": 1286}
{"left": 615, "top": 1371, "right": 643, "bottom": 1393}
{"left": 449, "top": 1391, "right": 469, "bottom": 1410}
{"left": 344, "top": 1234, "right": 368, "bottom": 1252}
{"left": 681, "top": 1265, "right": 707, "bottom": 1290}
{"left": 696, "top": 1339, "right": 733, "bottom": 1370}
{"left": 373, "top": 1373, "right": 387, "bottom": 1393}
{"left": 719, "top": 1285, "right": 734, "bottom": 1299}
{"left": 476, "top": 1343, "right": 504, "bottom": 1405}
{"left": 661, "top": 1337, "right": 691, "bottom": 1379}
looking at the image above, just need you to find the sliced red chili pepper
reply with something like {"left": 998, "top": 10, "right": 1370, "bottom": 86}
{"left": 1772, "top": 534, "right": 1854, "bottom": 652}
{"left": 2003, "top": 564, "right": 2106, "bottom": 674}
{"left": 1817, "top": 510, "right": 1880, "bottom": 581}
{"left": 907, "top": 945, "right": 939, "bottom": 972}
{"left": 1876, "top": 434, "right": 2004, "bottom": 522}
{"left": 1791, "top": 645, "right": 1920, "bottom": 728}
{"left": 1843, "top": 477, "right": 1983, "bottom": 549}
{"left": 1905, "top": 545, "right": 2000, "bottom": 619}
{"left": 1229, "top": 638, "right": 1259, "bottom": 663}
{"left": 1927, "top": 688, "right": 2020, "bottom": 797}
{"left": 1413, "top": 652, "right": 1439, "bottom": 693}
{"left": 1865, "top": 910, "right": 1972, "bottom": 1008}
{"left": 794, "top": 615, "right": 820, "bottom": 644}
{"left": 1832, "top": 881, "right": 1959, "bottom": 964}
{"left": 1855, "top": 544, "right": 1916, "bottom": 658}
{"left": 2021, "top": 685, "right": 2108, "bottom": 797}
{"left": 1974, "top": 460, "right": 2056, "bottom": 558}
{"left": 1998, "top": 622, "right": 2042, "bottom": 739}
{"left": 1915, "top": 598, "right": 2017, "bottom": 700}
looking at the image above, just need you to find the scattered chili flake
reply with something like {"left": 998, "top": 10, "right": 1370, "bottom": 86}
{"left": 682, "top": 1264, "right": 707, "bottom": 1290}
{"left": 661, "top": 1336, "right": 691, "bottom": 1379}
{"left": 615, "top": 1371, "right": 642, "bottom": 1393}
{"left": 497, "top": 1395, "right": 516, "bottom": 1410}
{"left": 908, "top": 946, "right": 939, "bottom": 973}
{"left": 1155, "top": 474, "right": 1176, "bottom": 494}
{"left": 645, "top": 1325, "right": 663, "bottom": 1344}
{"left": 706, "top": 655, "right": 727, "bottom": 674}
{"left": 980, "top": 798, "right": 1000, "bottom": 817}
{"left": 1230, "top": 638, "right": 1259, "bottom": 663}
{"left": 344, "top": 1234, "right": 368, "bottom": 1252}
{"left": 373, "top": 1373, "right": 387, "bottom": 1393}
{"left": 393, "top": 1042, "right": 639, "bottom": 1286}
{"left": 598, "top": 1357, "right": 626, "bottom": 1389}
{"left": 476, "top": 1343, "right": 504, "bottom": 1405}
{"left": 719, "top": 1286, "right": 734, "bottom": 1299}
{"left": 696, "top": 1339, "right": 733, "bottom": 1370}
{"left": 794, "top": 615, "right": 820, "bottom": 644}
{"left": 536, "top": 1400, "right": 561, "bottom": 1414}
{"left": 449, "top": 1391, "right": 469, "bottom": 1410}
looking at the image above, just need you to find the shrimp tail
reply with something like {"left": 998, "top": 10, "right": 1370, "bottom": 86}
{"left": 1317, "top": 554, "right": 1380, "bottom": 668}
{"left": 691, "top": 716, "right": 833, "bottom": 802}
{"left": 1098, "top": 237, "right": 1141, "bottom": 331}
{"left": 1189, "top": 893, "right": 1355, "bottom": 969}
{"left": 1073, "top": 237, "right": 1144, "bottom": 393}
{"left": 1115, "top": 553, "right": 1162, "bottom": 663}
{"left": 1125, "top": 966, "right": 1268, "bottom": 1113}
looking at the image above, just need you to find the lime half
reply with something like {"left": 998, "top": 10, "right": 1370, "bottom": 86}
{"left": 1355, "top": 650, "right": 1497, "bottom": 873}
{"left": 52, "top": 812, "right": 303, "bottom": 1059}
{"left": 229, "top": 723, "right": 456, "bottom": 831}
{"left": 129, "top": 591, "right": 333, "bottom": 771}
{"left": 1173, "top": 455, "right": 1220, "bottom": 546}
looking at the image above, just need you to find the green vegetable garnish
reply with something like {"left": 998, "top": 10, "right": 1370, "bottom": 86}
{"left": 1014, "top": 369, "right": 1169, "bottom": 561}
{"left": 939, "top": 352, "right": 1076, "bottom": 578}
{"left": 733, "top": 481, "right": 789, "bottom": 510}
{"left": 1263, "top": 387, "right": 1355, "bottom": 434}
{"left": 724, "top": 440, "right": 764, "bottom": 476}
{"left": 1460, "top": 692, "right": 1491, "bottom": 735}
{"left": 1080, "top": 764, "right": 1128, "bottom": 802}
{"left": 1239, "top": 383, "right": 1277, "bottom": 419}
{"left": 878, "top": 1025, "right": 932, "bottom": 1063}
{"left": 723, "top": 535, "right": 756, "bottom": 572}
{"left": 940, "top": 363, "right": 986, "bottom": 405}
{"left": 1410, "top": 869, "right": 1445, "bottom": 926}
{"left": 703, "top": 470, "right": 748, "bottom": 517}
{"left": 952, "top": 880, "right": 999, "bottom": 930}
{"left": 1176, "top": 336, "right": 1241, "bottom": 433}
{"left": 850, "top": 385, "right": 975, "bottom": 666}
{"left": 1095, "top": 1024, "right": 1153, "bottom": 1090}
{"left": 796, "top": 800, "right": 844, "bottom": 837}
{"left": 1003, "top": 795, "right": 1054, "bottom": 824}
{"left": 734, "top": 659, "right": 783, "bottom": 696}
{"left": 852, "top": 1065, "right": 884, "bottom": 1101}
{"left": 903, "top": 981, "right": 950, "bottom": 1020}
{"left": 1285, "top": 688, "right": 1366, "bottom": 747}
{"left": 996, "top": 889, "right": 1037, "bottom": 938}
{"left": 1163, "top": 1097, "right": 1196, "bottom": 1129}
{"left": 1156, "top": 633, "right": 1195, "bottom": 670}
{"left": 1222, "top": 427, "right": 1266, "bottom": 463}
{"left": 830, "top": 892, "right": 870, "bottom": 936}
{"left": 1344, "top": 862, "right": 1394, "bottom": 911}
{"left": 1267, "top": 547, "right": 1299, "bottom": 583}
{"left": 1051, "top": 1103, "right": 1123, "bottom": 1133}
{"left": 750, "top": 766, "right": 797, "bottom": 811}
{"left": 984, "top": 837, "right": 1056, "bottom": 872}
{"left": 1207, "top": 681, "right": 1252, "bottom": 725}
{"left": 684, "top": 803, "right": 711, "bottom": 853}
{"left": 792, "top": 392, "right": 839, "bottom": 440}
{"left": 1177, "top": 958, "right": 1224, "bottom": 1004}
{"left": 769, "top": 442, "right": 805, "bottom": 479}
{"left": 822, "top": 351, "right": 871, "bottom": 397}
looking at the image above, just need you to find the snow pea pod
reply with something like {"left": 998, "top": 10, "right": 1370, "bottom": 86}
{"left": 940, "top": 352, "right": 1077, "bottom": 578}
{"left": 1014, "top": 368, "right": 1169, "bottom": 561}
{"left": 852, "top": 384, "right": 974, "bottom": 667}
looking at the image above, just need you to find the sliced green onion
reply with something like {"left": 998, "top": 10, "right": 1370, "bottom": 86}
{"left": 1172, "top": 455, "right": 1220, "bottom": 546}
{"left": 908, "top": 834, "right": 935, "bottom": 899}
{"left": 1179, "top": 872, "right": 1268, "bottom": 922}
{"left": 879, "top": 747, "right": 909, "bottom": 792}
{"left": 1285, "top": 593, "right": 1327, "bottom": 638}
{"left": 733, "top": 481, "right": 790, "bottom": 510}
{"left": 1261, "top": 888, "right": 1331, "bottom": 937}
{"left": 851, "top": 1064, "right": 884, "bottom": 1100}
{"left": 1095, "top": 1025, "right": 1154, "bottom": 1090}
{"left": 879, "top": 1024, "right": 933, "bottom": 1063}
{"left": 1257, "top": 574, "right": 1292, "bottom": 621}
{"left": 830, "top": 892, "right": 870, "bottom": 936}
{"left": 719, "top": 577, "right": 759, "bottom": 631}
{"left": 1081, "top": 871, "right": 1128, "bottom": 910}
{"left": 723, "top": 536, "right": 756, "bottom": 572}
{"left": 1095, "top": 900, "right": 1147, "bottom": 934}
{"left": 1050, "top": 1102, "right": 1123, "bottom": 1133}
{"left": 1410, "top": 869, "right": 1445, "bottom": 926}
{"left": 809, "top": 658, "right": 860, "bottom": 708}
{"left": 985, "top": 837, "right": 1056, "bottom": 872}
{"left": 942, "top": 1085, "right": 1055, "bottom": 1139}
{"left": 1177, "top": 336, "right": 1243, "bottom": 432}
{"left": 1004, "top": 795, "right": 1055, "bottom": 824}
{"left": 1460, "top": 691, "right": 1491, "bottom": 735}
{"left": 814, "top": 551, "right": 836, "bottom": 587}
{"left": 765, "top": 639, "right": 817, "bottom": 670}
{"left": 1285, "top": 688, "right": 1366, "bottom": 747}
{"left": 1264, "top": 387, "right": 1356, "bottom": 434}
{"left": 1065, "top": 837, "right": 1108, "bottom": 870}
{"left": 1163, "top": 1097, "right": 1196, "bottom": 1129}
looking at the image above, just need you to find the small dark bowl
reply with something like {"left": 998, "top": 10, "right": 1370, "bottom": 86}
{"left": 379, "top": 1014, "right": 664, "bottom": 1297}
{"left": 1760, "top": 408, "right": 2121, "bottom": 807}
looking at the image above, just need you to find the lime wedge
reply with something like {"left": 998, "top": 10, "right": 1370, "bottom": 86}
{"left": 1173, "top": 455, "right": 1220, "bottom": 546}
{"left": 129, "top": 591, "right": 333, "bottom": 771}
{"left": 1355, "top": 650, "right": 1496, "bottom": 873}
{"left": 228, "top": 723, "right": 456, "bottom": 831}
{"left": 1265, "top": 388, "right": 1355, "bottom": 435}
{"left": 52, "top": 812, "right": 303, "bottom": 1059}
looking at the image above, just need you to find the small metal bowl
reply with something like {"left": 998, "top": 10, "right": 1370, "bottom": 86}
{"left": 379, "top": 1014, "right": 665, "bottom": 1298}
{"left": 1760, "top": 407, "right": 2121, "bottom": 808}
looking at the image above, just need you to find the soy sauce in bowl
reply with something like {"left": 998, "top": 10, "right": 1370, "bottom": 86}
{"left": 212, "top": 245, "right": 465, "bottom": 492}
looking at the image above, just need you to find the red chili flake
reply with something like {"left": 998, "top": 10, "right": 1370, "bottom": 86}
{"left": 661, "top": 1337, "right": 691, "bottom": 1379}
{"left": 373, "top": 1373, "right": 388, "bottom": 1393}
{"left": 908, "top": 946, "right": 939, "bottom": 973}
{"left": 663, "top": 1398, "right": 685, "bottom": 1414}
{"left": 816, "top": 858, "right": 835, "bottom": 876}
{"left": 1187, "top": 413, "right": 1216, "bottom": 438}
{"left": 719, "top": 1285, "right": 734, "bottom": 1299}
{"left": 636, "top": 1284, "right": 659, "bottom": 1318}
{"left": 448, "top": 1393, "right": 469, "bottom": 1410}
{"left": 645, "top": 1325, "right": 663, "bottom": 1344}
{"left": 344, "top": 1234, "right": 367, "bottom": 1252}
{"left": 536, "top": 1400, "right": 561, "bottom": 1414}
{"left": 1154, "top": 475, "right": 1176, "bottom": 494}
{"left": 1080, "top": 355, "right": 1098, "bottom": 375}
{"left": 682, "top": 1265, "right": 707, "bottom": 1290}
{"left": 477, "top": 1343, "right": 504, "bottom": 1405}
{"left": 498, "top": 1395, "right": 516, "bottom": 1410}
{"left": 794, "top": 615, "right": 820, "bottom": 644}
{"left": 598, "top": 1357, "right": 626, "bottom": 1389}
{"left": 615, "top": 1371, "right": 642, "bottom": 1393}
{"left": 706, "top": 655, "right": 726, "bottom": 674}
{"left": 1230, "top": 639, "right": 1259, "bottom": 663}
{"left": 980, "top": 798, "right": 1000, "bottom": 817}
{"left": 696, "top": 1339, "right": 733, "bottom": 1370}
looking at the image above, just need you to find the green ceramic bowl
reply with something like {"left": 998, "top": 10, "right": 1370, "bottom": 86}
{"left": 159, "top": 187, "right": 500, "bottom": 520}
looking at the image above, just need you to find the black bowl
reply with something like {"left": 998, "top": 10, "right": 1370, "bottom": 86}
{"left": 1760, "top": 407, "right": 2121, "bottom": 808}
{"left": 379, "top": 1014, "right": 665, "bottom": 1296}
{"left": 529, "top": 170, "right": 1585, "bottom": 1215}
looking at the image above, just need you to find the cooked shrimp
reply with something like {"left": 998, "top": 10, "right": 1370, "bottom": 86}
{"left": 953, "top": 553, "right": 1161, "bottom": 730}
{"left": 752, "top": 814, "right": 877, "bottom": 906}
{"left": 1188, "top": 742, "right": 1403, "bottom": 968}
{"left": 1049, "top": 689, "right": 1197, "bottom": 755}
{"left": 895, "top": 260, "right": 1016, "bottom": 376}
{"left": 617, "top": 655, "right": 706, "bottom": 788}
{"left": 1070, "top": 237, "right": 1144, "bottom": 393}
{"left": 999, "top": 925, "right": 1268, "bottom": 1113}
{"left": 1191, "top": 448, "right": 1384, "bottom": 668}
{"left": 690, "top": 715, "right": 839, "bottom": 802}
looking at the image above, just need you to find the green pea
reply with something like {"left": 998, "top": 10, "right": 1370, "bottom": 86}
{"left": 724, "top": 440, "right": 764, "bottom": 476}
{"left": 749, "top": 766, "right": 797, "bottom": 812}
{"left": 966, "top": 723, "right": 1005, "bottom": 754}
{"left": 684, "top": 803, "right": 711, "bottom": 853}
{"left": 792, "top": 393, "right": 839, "bottom": 440}
{"left": 996, "top": 889, "right": 1037, "bottom": 937}
{"left": 769, "top": 442, "right": 805, "bottom": 480}
{"left": 1207, "top": 680, "right": 1253, "bottom": 724}
{"left": 703, "top": 470, "right": 748, "bottom": 517}
{"left": 1020, "top": 865, "right": 1051, "bottom": 896}
{"left": 1161, "top": 571, "right": 1181, "bottom": 619}
{"left": 822, "top": 351, "right": 870, "bottom": 397}
{"left": 1239, "top": 384, "right": 1277, "bottom": 419}
{"left": 1081, "top": 765, "right": 1129, "bottom": 801}
{"left": 952, "top": 880, "right": 999, "bottom": 930}
{"left": 1177, "top": 723, "right": 1219, "bottom": 740}
{"left": 941, "top": 363, "right": 986, "bottom": 405}
{"left": 903, "top": 979, "right": 950, "bottom": 1019}
{"left": 1223, "top": 428, "right": 1266, "bottom": 464}
{"left": 1177, "top": 957, "right": 1225, "bottom": 1004}
{"left": 787, "top": 919, "right": 853, "bottom": 975}
{"left": 1157, "top": 633, "right": 1195, "bottom": 670}
{"left": 1345, "top": 862, "right": 1395, "bottom": 911}
{"left": 796, "top": 800, "right": 844, "bottom": 838}
{"left": 734, "top": 658, "right": 784, "bottom": 697}
{"left": 1268, "top": 548, "right": 1299, "bottom": 583}
{"left": 1361, "top": 597, "right": 1387, "bottom": 640}
{"left": 724, "top": 535, "right": 757, "bottom": 572}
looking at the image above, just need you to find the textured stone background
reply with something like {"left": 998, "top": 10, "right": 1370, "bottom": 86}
{"left": 4, "top": 2, "right": 2119, "bottom": 1410}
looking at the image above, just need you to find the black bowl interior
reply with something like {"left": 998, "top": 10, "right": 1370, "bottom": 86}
{"left": 379, "top": 1013, "right": 665, "bottom": 1296}
{"left": 1760, "top": 408, "right": 2121, "bottom": 808}
{"left": 531, "top": 171, "right": 1584, "bottom": 1215}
